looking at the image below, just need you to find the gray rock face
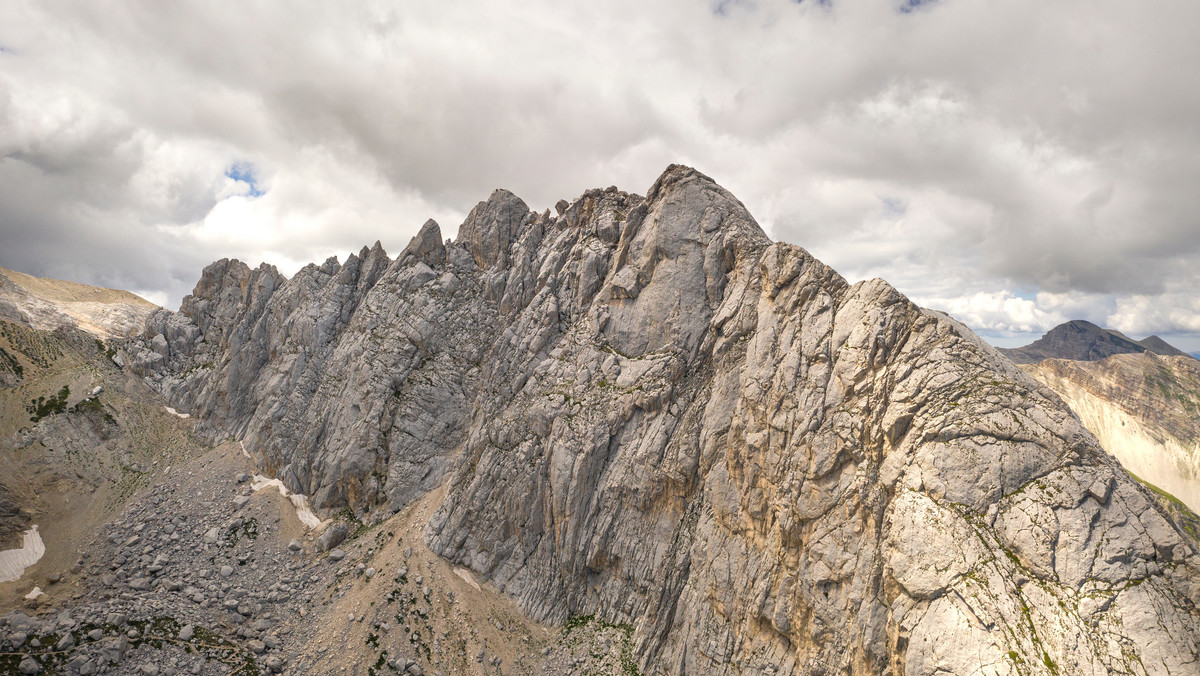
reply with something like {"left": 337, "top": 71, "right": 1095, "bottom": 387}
{"left": 457, "top": 189, "right": 530, "bottom": 270}
{"left": 0, "top": 482, "right": 29, "bottom": 549}
{"left": 124, "top": 165, "right": 1200, "bottom": 675}
{"left": 316, "top": 524, "right": 347, "bottom": 552}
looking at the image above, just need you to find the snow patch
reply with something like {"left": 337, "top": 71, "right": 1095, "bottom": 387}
{"left": 250, "top": 475, "right": 325, "bottom": 530}
{"left": 0, "top": 525, "right": 46, "bottom": 583}
{"left": 164, "top": 406, "right": 190, "bottom": 419}
{"left": 24, "top": 586, "right": 44, "bottom": 601}
{"left": 454, "top": 567, "right": 481, "bottom": 591}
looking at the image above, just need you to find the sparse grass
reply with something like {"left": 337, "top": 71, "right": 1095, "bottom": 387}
{"left": 368, "top": 649, "right": 389, "bottom": 676}
{"left": 0, "top": 319, "right": 62, "bottom": 367}
{"left": 335, "top": 508, "right": 370, "bottom": 540}
{"left": 224, "top": 517, "right": 259, "bottom": 547}
{"left": 562, "top": 614, "right": 642, "bottom": 676}
{"left": 107, "top": 463, "right": 151, "bottom": 508}
{"left": 0, "top": 346, "right": 22, "bottom": 380}
{"left": 180, "top": 360, "right": 214, "bottom": 377}
{"left": 26, "top": 384, "right": 69, "bottom": 422}
{"left": 601, "top": 343, "right": 632, "bottom": 360}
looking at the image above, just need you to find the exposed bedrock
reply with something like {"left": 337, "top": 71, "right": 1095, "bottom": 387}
{"left": 124, "top": 165, "right": 1200, "bottom": 675}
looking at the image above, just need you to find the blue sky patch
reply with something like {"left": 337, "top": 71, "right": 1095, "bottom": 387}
{"left": 898, "top": 0, "right": 937, "bottom": 13}
{"left": 712, "top": 0, "right": 749, "bottom": 17}
{"left": 225, "top": 162, "right": 264, "bottom": 198}
{"left": 880, "top": 196, "right": 908, "bottom": 218}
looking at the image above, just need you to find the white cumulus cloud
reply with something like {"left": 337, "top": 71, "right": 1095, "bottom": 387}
{"left": 0, "top": 0, "right": 1196, "bottom": 350}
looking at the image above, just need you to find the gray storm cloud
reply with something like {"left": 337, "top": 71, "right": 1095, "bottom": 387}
{"left": 1, "top": 0, "right": 1198, "bottom": 346}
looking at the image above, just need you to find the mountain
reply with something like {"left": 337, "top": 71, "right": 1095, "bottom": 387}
{"left": 1136, "top": 334, "right": 1193, "bottom": 358}
{"left": 1002, "top": 319, "right": 1192, "bottom": 364}
{"left": 100, "top": 165, "right": 1200, "bottom": 674}
{"left": 0, "top": 266, "right": 159, "bottom": 340}
{"left": 1023, "top": 352, "right": 1200, "bottom": 514}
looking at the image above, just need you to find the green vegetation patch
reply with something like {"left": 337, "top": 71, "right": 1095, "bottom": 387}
{"left": 368, "top": 649, "right": 389, "bottom": 676}
{"left": 0, "top": 320, "right": 62, "bottom": 367}
{"left": 225, "top": 517, "right": 260, "bottom": 547}
{"left": 1130, "top": 472, "right": 1200, "bottom": 541}
{"left": 335, "top": 508, "right": 370, "bottom": 540}
{"left": 71, "top": 395, "right": 117, "bottom": 426}
{"left": 27, "top": 385, "right": 70, "bottom": 423}
{"left": 0, "top": 346, "right": 22, "bottom": 380}
{"left": 71, "top": 396, "right": 103, "bottom": 414}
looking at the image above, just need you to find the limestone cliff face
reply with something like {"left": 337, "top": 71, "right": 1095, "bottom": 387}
{"left": 1024, "top": 353, "right": 1200, "bottom": 515}
{"left": 124, "top": 166, "right": 1200, "bottom": 675}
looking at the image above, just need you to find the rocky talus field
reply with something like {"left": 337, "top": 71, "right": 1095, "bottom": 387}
{"left": 3, "top": 165, "right": 1199, "bottom": 675}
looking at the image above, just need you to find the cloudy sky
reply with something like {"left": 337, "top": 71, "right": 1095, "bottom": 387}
{"left": 2, "top": 1, "right": 1199, "bottom": 349}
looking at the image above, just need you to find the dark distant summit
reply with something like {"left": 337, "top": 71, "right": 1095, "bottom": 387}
{"left": 1136, "top": 334, "right": 1192, "bottom": 359}
{"left": 1001, "top": 319, "right": 1192, "bottom": 364}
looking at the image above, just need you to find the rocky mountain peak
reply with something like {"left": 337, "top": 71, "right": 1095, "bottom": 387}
{"left": 1137, "top": 334, "right": 1191, "bottom": 358}
{"left": 457, "top": 188, "right": 531, "bottom": 269}
{"left": 180, "top": 258, "right": 282, "bottom": 349}
{"left": 595, "top": 164, "right": 771, "bottom": 358}
{"left": 118, "top": 166, "right": 1200, "bottom": 675}
{"left": 400, "top": 219, "right": 445, "bottom": 268}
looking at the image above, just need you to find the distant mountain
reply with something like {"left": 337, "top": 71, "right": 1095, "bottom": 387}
{"left": 1135, "top": 334, "right": 1192, "bottom": 358}
{"left": 1001, "top": 319, "right": 1192, "bottom": 364}
{"left": 0, "top": 266, "right": 159, "bottom": 340}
